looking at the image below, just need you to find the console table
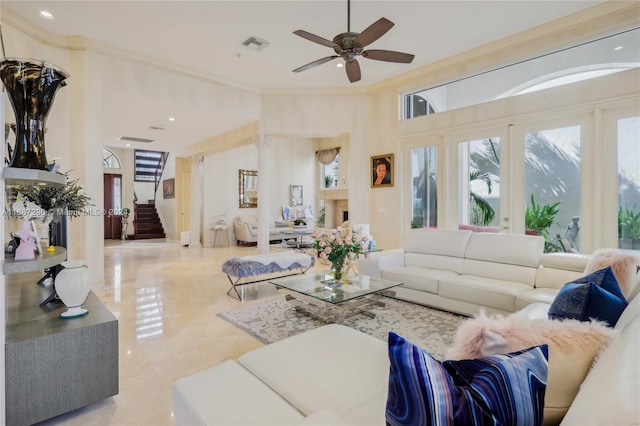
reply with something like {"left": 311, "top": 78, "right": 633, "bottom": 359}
{"left": 5, "top": 274, "right": 119, "bottom": 425}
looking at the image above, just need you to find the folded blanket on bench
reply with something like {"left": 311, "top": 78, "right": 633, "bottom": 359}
{"left": 222, "top": 252, "right": 315, "bottom": 278}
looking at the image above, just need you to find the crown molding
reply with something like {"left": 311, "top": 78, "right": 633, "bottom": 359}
{"left": 0, "top": 5, "right": 261, "bottom": 95}
{"left": 368, "top": 1, "right": 640, "bottom": 94}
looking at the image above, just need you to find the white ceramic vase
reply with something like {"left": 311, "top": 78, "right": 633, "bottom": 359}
{"left": 55, "top": 260, "right": 91, "bottom": 318}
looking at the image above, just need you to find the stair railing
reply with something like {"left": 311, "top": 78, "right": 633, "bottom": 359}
{"left": 153, "top": 152, "right": 169, "bottom": 199}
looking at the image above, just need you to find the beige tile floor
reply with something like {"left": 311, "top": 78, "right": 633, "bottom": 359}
{"left": 27, "top": 239, "right": 327, "bottom": 425}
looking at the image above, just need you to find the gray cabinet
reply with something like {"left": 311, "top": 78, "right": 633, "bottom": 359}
{"left": 5, "top": 278, "right": 119, "bottom": 425}
{"left": 3, "top": 169, "right": 119, "bottom": 425}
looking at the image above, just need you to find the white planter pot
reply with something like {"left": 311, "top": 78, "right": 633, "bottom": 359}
{"left": 55, "top": 260, "right": 91, "bottom": 319}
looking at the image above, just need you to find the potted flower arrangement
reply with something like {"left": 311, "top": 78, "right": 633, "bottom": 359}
{"left": 15, "top": 171, "right": 92, "bottom": 218}
{"left": 13, "top": 171, "right": 92, "bottom": 243}
{"left": 311, "top": 229, "right": 366, "bottom": 284}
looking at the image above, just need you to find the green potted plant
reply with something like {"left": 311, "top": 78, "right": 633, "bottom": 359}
{"left": 525, "top": 193, "right": 561, "bottom": 252}
{"left": 324, "top": 175, "right": 335, "bottom": 188}
{"left": 618, "top": 205, "right": 640, "bottom": 249}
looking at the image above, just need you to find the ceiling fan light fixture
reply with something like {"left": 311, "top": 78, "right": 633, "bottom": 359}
{"left": 291, "top": 0, "right": 414, "bottom": 83}
{"left": 336, "top": 63, "right": 344, "bottom": 68}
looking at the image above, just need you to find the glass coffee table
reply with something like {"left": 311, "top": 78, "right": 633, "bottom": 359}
{"left": 269, "top": 273, "right": 403, "bottom": 323}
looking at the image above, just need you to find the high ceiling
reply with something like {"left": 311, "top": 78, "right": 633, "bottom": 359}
{"left": 1, "top": 1, "right": 605, "bottom": 153}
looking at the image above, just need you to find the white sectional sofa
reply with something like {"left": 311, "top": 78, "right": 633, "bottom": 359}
{"left": 358, "top": 229, "right": 589, "bottom": 316}
{"left": 233, "top": 215, "right": 296, "bottom": 245}
{"left": 173, "top": 293, "right": 640, "bottom": 425}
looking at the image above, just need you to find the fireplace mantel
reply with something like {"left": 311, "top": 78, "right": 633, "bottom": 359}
{"left": 318, "top": 188, "right": 348, "bottom": 200}
{"left": 319, "top": 188, "right": 348, "bottom": 229}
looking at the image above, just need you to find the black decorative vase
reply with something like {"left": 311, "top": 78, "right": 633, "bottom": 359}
{"left": 0, "top": 58, "right": 69, "bottom": 170}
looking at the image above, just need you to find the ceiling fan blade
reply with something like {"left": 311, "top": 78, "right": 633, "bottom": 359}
{"left": 346, "top": 60, "right": 361, "bottom": 83}
{"left": 293, "top": 30, "right": 338, "bottom": 48}
{"left": 293, "top": 56, "right": 339, "bottom": 73}
{"left": 362, "top": 49, "right": 415, "bottom": 63}
{"left": 354, "top": 18, "right": 394, "bottom": 48}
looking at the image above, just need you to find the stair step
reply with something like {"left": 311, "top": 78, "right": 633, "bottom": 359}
{"left": 132, "top": 233, "right": 166, "bottom": 240}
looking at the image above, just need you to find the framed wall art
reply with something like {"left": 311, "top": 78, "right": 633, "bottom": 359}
{"left": 163, "top": 178, "right": 175, "bottom": 199}
{"left": 371, "top": 154, "right": 394, "bottom": 188}
{"left": 290, "top": 184, "right": 303, "bottom": 206}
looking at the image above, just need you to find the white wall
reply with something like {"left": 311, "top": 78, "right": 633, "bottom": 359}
{"left": 201, "top": 137, "right": 317, "bottom": 246}
{"left": 155, "top": 153, "right": 177, "bottom": 239}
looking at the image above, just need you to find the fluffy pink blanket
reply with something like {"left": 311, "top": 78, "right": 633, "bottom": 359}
{"left": 447, "top": 314, "right": 616, "bottom": 359}
{"left": 584, "top": 248, "right": 640, "bottom": 299}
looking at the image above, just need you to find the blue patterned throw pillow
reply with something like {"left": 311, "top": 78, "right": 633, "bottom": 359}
{"left": 548, "top": 266, "right": 628, "bottom": 327}
{"left": 386, "top": 332, "right": 548, "bottom": 426}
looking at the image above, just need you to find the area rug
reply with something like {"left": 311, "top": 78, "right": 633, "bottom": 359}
{"left": 217, "top": 296, "right": 467, "bottom": 360}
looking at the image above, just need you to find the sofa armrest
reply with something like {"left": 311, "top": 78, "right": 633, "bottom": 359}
{"left": 358, "top": 249, "right": 405, "bottom": 278}
{"left": 234, "top": 220, "right": 253, "bottom": 242}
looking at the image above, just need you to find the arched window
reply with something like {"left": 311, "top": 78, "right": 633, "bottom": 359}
{"left": 103, "top": 147, "right": 121, "bottom": 169}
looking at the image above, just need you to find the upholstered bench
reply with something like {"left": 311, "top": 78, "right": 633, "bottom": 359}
{"left": 222, "top": 252, "right": 315, "bottom": 300}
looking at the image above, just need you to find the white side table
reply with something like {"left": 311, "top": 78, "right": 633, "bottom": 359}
{"left": 212, "top": 225, "right": 229, "bottom": 247}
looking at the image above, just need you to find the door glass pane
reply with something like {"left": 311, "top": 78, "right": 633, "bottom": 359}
{"left": 411, "top": 146, "right": 437, "bottom": 228}
{"left": 524, "top": 126, "right": 581, "bottom": 252}
{"left": 113, "top": 177, "right": 122, "bottom": 212}
{"left": 459, "top": 138, "right": 500, "bottom": 230}
{"left": 618, "top": 116, "right": 640, "bottom": 251}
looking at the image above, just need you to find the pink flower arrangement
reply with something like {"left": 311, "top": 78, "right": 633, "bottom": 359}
{"left": 311, "top": 228, "right": 366, "bottom": 268}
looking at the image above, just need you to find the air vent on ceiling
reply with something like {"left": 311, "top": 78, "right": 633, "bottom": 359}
{"left": 242, "top": 36, "right": 269, "bottom": 51}
{"left": 149, "top": 125, "right": 165, "bottom": 130}
{"left": 118, "top": 136, "right": 154, "bottom": 143}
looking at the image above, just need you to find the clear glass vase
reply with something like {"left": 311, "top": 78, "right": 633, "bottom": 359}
{"left": 330, "top": 261, "right": 345, "bottom": 286}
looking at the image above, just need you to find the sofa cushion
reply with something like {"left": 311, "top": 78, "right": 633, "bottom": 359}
{"left": 516, "top": 288, "right": 559, "bottom": 310}
{"left": 238, "top": 324, "right": 388, "bottom": 419}
{"left": 462, "top": 258, "right": 539, "bottom": 286}
{"left": 561, "top": 294, "right": 640, "bottom": 425}
{"left": 381, "top": 266, "right": 458, "bottom": 294}
{"left": 447, "top": 314, "right": 615, "bottom": 425}
{"left": 386, "top": 332, "right": 548, "bottom": 426}
{"left": 548, "top": 267, "right": 628, "bottom": 327}
{"left": 404, "top": 252, "right": 465, "bottom": 274}
{"left": 404, "top": 229, "right": 472, "bottom": 257}
{"left": 439, "top": 275, "right": 532, "bottom": 312}
{"left": 464, "top": 232, "right": 544, "bottom": 268}
{"left": 172, "top": 360, "right": 304, "bottom": 425}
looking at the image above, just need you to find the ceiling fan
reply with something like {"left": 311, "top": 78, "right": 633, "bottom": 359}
{"left": 292, "top": 0, "right": 415, "bottom": 83}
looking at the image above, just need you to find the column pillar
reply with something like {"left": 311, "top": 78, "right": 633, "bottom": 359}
{"left": 254, "top": 135, "right": 270, "bottom": 254}
{"left": 189, "top": 155, "right": 204, "bottom": 248}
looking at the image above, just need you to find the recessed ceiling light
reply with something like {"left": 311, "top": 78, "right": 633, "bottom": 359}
{"left": 126, "top": 144, "right": 131, "bottom": 147}
{"left": 336, "top": 63, "right": 344, "bottom": 68}
{"left": 39, "top": 10, "right": 54, "bottom": 20}
{"left": 168, "top": 117, "right": 175, "bottom": 122}
{"left": 614, "top": 46, "right": 623, "bottom": 51}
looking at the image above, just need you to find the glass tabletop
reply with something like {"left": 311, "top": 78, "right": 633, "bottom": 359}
{"left": 269, "top": 273, "right": 402, "bottom": 305}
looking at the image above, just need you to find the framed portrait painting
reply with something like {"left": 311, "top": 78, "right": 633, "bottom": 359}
{"left": 163, "top": 178, "right": 175, "bottom": 199}
{"left": 371, "top": 154, "right": 394, "bottom": 188}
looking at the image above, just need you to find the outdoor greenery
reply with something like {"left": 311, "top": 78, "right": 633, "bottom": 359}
{"left": 525, "top": 193, "right": 561, "bottom": 252}
{"left": 469, "top": 170, "right": 495, "bottom": 226}
{"left": 618, "top": 205, "right": 640, "bottom": 239}
{"left": 317, "top": 205, "right": 325, "bottom": 228}
{"left": 324, "top": 175, "right": 334, "bottom": 188}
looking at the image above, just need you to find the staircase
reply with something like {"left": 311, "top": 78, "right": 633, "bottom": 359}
{"left": 132, "top": 203, "right": 166, "bottom": 239}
